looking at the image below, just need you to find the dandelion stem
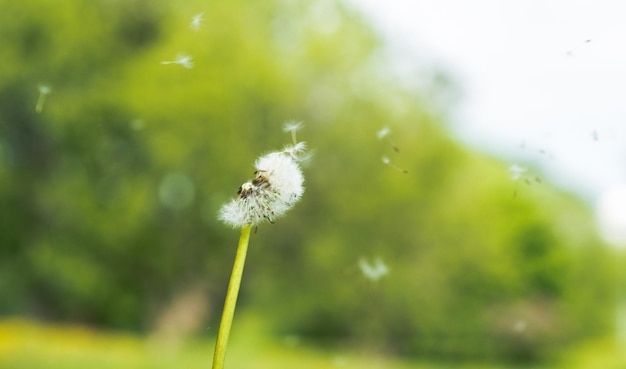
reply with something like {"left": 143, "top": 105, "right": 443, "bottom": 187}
{"left": 291, "top": 130, "right": 297, "bottom": 145}
{"left": 212, "top": 223, "right": 252, "bottom": 369}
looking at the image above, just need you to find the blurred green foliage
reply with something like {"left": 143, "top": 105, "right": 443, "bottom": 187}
{"left": 0, "top": 0, "right": 616, "bottom": 363}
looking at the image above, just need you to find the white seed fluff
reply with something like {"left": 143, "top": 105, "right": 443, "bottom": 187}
{"left": 508, "top": 164, "right": 527, "bottom": 181}
{"left": 190, "top": 13, "right": 204, "bottom": 31}
{"left": 161, "top": 54, "right": 194, "bottom": 69}
{"left": 358, "top": 257, "right": 389, "bottom": 281}
{"left": 218, "top": 146, "right": 305, "bottom": 227}
{"left": 376, "top": 126, "right": 390, "bottom": 140}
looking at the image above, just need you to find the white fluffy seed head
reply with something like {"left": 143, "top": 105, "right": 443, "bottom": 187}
{"left": 218, "top": 145, "right": 305, "bottom": 227}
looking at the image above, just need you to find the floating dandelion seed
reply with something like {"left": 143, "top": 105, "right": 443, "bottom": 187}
{"left": 283, "top": 121, "right": 303, "bottom": 145}
{"left": 218, "top": 144, "right": 305, "bottom": 227}
{"left": 190, "top": 13, "right": 204, "bottom": 31}
{"left": 376, "top": 126, "right": 399, "bottom": 152}
{"left": 35, "top": 85, "right": 51, "bottom": 113}
{"left": 161, "top": 54, "right": 194, "bottom": 69}
{"left": 282, "top": 141, "right": 307, "bottom": 159}
{"left": 382, "top": 156, "right": 407, "bottom": 174}
{"left": 376, "top": 126, "right": 390, "bottom": 139}
{"left": 359, "top": 257, "right": 389, "bottom": 281}
{"left": 508, "top": 164, "right": 527, "bottom": 181}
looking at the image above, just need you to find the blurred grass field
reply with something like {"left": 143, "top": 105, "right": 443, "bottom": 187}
{"left": 0, "top": 312, "right": 623, "bottom": 369}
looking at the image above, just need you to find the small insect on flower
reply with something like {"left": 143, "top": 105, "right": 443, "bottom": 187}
{"left": 219, "top": 144, "right": 306, "bottom": 227}
{"left": 161, "top": 54, "right": 194, "bottom": 69}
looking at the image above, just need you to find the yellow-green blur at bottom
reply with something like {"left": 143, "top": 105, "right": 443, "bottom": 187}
{"left": 212, "top": 223, "right": 252, "bottom": 369}
{"left": 0, "top": 314, "right": 623, "bottom": 369}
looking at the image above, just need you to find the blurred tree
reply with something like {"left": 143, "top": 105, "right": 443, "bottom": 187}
{"left": 0, "top": 0, "right": 615, "bottom": 362}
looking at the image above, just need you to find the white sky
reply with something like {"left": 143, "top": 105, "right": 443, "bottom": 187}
{"left": 346, "top": 0, "right": 626, "bottom": 245}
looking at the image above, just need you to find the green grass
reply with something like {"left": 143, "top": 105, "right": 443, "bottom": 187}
{"left": 0, "top": 313, "right": 623, "bottom": 369}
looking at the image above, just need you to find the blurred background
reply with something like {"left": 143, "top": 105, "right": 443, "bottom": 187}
{"left": 0, "top": 0, "right": 624, "bottom": 368}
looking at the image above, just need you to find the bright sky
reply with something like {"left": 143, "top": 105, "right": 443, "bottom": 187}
{"left": 347, "top": 0, "right": 626, "bottom": 246}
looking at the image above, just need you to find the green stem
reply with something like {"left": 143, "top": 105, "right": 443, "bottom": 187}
{"left": 212, "top": 223, "right": 252, "bottom": 369}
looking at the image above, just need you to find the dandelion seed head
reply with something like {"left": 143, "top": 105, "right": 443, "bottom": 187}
{"left": 219, "top": 198, "right": 252, "bottom": 227}
{"left": 255, "top": 151, "right": 305, "bottom": 202}
{"left": 381, "top": 156, "right": 390, "bottom": 165}
{"left": 219, "top": 146, "right": 305, "bottom": 228}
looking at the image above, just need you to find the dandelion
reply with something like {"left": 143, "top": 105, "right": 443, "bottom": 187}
{"left": 359, "top": 257, "right": 389, "bottom": 282}
{"left": 213, "top": 130, "right": 306, "bottom": 369}
{"left": 376, "top": 126, "right": 399, "bottom": 152}
{"left": 161, "top": 54, "right": 194, "bottom": 69}
{"left": 35, "top": 84, "right": 51, "bottom": 113}
{"left": 218, "top": 144, "right": 305, "bottom": 227}
{"left": 508, "top": 164, "right": 527, "bottom": 181}
{"left": 382, "top": 156, "right": 408, "bottom": 174}
{"left": 190, "top": 13, "right": 204, "bottom": 31}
